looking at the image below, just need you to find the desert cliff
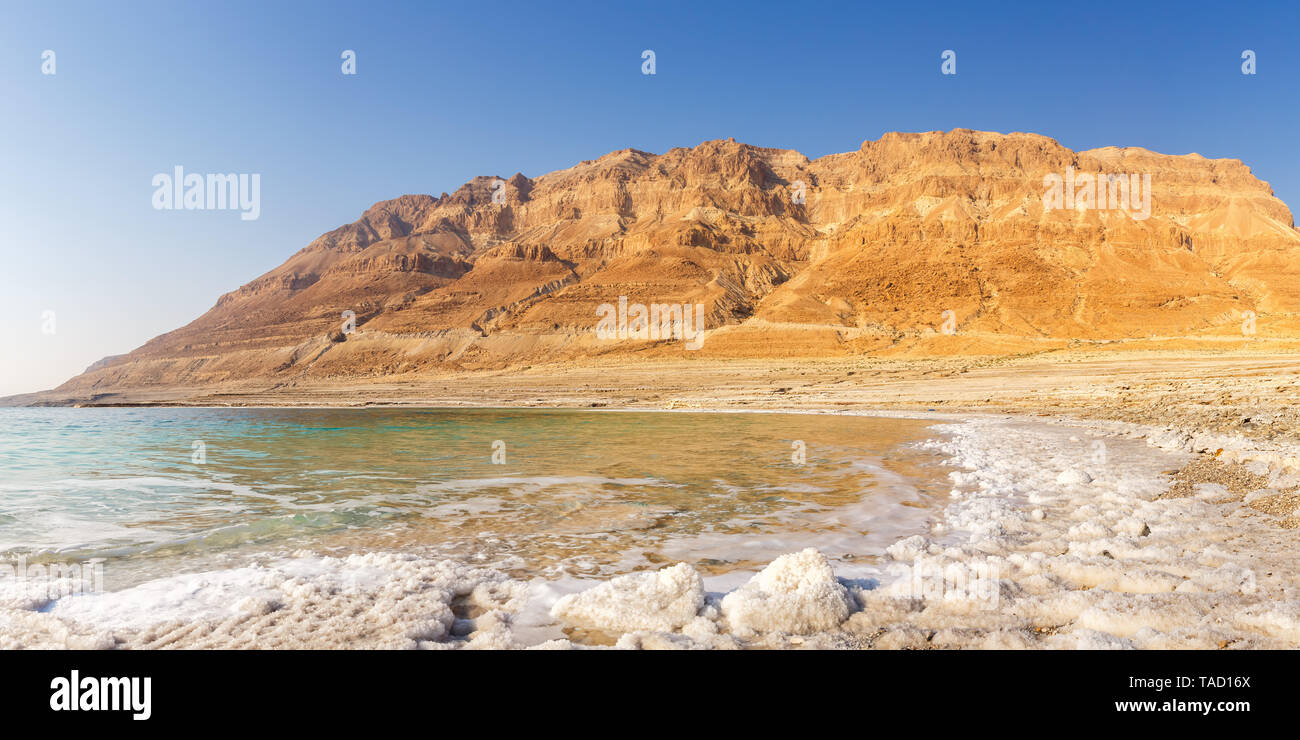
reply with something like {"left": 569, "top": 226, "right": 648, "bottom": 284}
{"left": 46, "top": 129, "right": 1300, "bottom": 397}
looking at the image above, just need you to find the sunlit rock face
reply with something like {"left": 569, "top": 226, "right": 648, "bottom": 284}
{"left": 60, "top": 129, "right": 1300, "bottom": 392}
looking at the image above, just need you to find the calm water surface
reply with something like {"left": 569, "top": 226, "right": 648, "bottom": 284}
{"left": 0, "top": 408, "right": 950, "bottom": 587}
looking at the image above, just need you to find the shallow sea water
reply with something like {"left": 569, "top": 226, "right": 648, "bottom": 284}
{"left": 0, "top": 408, "right": 950, "bottom": 589}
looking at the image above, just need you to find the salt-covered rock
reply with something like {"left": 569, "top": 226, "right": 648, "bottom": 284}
{"left": 720, "top": 548, "right": 853, "bottom": 635}
{"left": 550, "top": 563, "right": 704, "bottom": 633}
{"left": 1114, "top": 516, "right": 1150, "bottom": 537}
{"left": 885, "top": 535, "right": 930, "bottom": 561}
{"left": 1056, "top": 468, "right": 1094, "bottom": 485}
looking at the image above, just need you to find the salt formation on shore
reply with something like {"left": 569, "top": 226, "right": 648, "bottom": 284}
{"left": 5, "top": 414, "right": 1300, "bottom": 650}
{"left": 0, "top": 553, "right": 533, "bottom": 650}
{"left": 550, "top": 563, "right": 704, "bottom": 633}
{"left": 719, "top": 549, "right": 853, "bottom": 636}
{"left": 544, "top": 548, "right": 854, "bottom": 649}
{"left": 842, "top": 417, "right": 1300, "bottom": 650}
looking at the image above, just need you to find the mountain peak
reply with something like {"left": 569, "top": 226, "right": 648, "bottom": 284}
{"left": 54, "top": 130, "right": 1300, "bottom": 396}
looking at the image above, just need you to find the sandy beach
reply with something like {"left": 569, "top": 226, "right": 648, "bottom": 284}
{"left": 18, "top": 349, "right": 1292, "bottom": 436}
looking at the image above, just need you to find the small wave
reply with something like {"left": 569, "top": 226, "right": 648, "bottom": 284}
{"left": 416, "top": 475, "right": 679, "bottom": 495}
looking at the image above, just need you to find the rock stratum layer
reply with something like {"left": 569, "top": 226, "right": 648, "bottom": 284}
{"left": 54, "top": 129, "right": 1300, "bottom": 395}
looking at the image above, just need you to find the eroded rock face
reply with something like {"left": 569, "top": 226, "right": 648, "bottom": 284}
{"left": 57, "top": 129, "right": 1300, "bottom": 393}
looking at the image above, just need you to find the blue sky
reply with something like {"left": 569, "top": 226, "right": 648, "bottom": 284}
{"left": 1, "top": 0, "right": 1296, "bottom": 395}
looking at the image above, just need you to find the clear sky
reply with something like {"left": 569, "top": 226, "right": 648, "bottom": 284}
{"left": 2, "top": 0, "right": 1296, "bottom": 396}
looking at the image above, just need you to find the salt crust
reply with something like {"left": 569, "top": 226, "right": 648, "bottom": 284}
{"left": 550, "top": 562, "right": 703, "bottom": 633}
{"left": 7, "top": 415, "right": 1300, "bottom": 649}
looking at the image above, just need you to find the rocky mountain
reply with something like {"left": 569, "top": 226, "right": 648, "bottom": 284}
{"left": 54, "top": 129, "right": 1300, "bottom": 394}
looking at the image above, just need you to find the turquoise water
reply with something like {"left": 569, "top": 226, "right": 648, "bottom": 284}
{"left": 0, "top": 408, "right": 948, "bottom": 586}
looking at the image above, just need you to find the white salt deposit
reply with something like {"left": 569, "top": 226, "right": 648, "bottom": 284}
{"left": 1056, "top": 469, "right": 1094, "bottom": 486}
{"left": 550, "top": 563, "right": 704, "bottom": 633}
{"left": 1, "top": 552, "right": 531, "bottom": 650}
{"left": 7, "top": 412, "right": 1300, "bottom": 649}
{"left": 719, "top": 548, "right": 853, "bottom": 636}
{"left": 840, "top": 415, "right": 1300, "bottom": 649}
